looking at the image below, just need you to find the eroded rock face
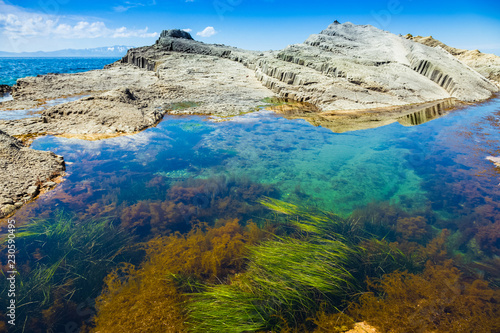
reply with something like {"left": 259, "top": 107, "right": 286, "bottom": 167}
{"left": 0, "top": 130, "right": 65, "bottom": 218}
{"left": 120, "top": 22, "right": 498, "bottom": 112}
{"left": 405, "top": 34, "right": 500, "bottom": 87}
{"left": 259, "top": 22, "right": 497, "bottom": 109}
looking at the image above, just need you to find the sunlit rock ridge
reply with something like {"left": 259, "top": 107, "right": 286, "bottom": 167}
{"left": 122, "top": 23, "right": 499, "bottom": 111}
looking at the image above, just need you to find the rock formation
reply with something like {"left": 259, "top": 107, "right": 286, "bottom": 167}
{"left": 120, "top": 22, "right": 498, "bottom": 112}
{"left": 405, "top": 34, "right": 500, "bottom": 86}
{"left": 0, "top": 130, "right": 65, "bottom": 218}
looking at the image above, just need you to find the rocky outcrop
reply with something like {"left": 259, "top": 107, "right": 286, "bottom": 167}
{"left": 269, "top": 22, "right": 497, "bottom": 109}
{"left": 160, "top": 29, "right": 194, "bottom": 40}
{"left": 405, "top": 34, "right": 500, "bottom": 87}
{"left": 0, "top": 130, "right": 65, "bottom": 218}
{"left": 0, "top": 53, "right": 273, "bottom": 137}
{"left": 120, "top": 22, "right": 498, "bottom": 113}
{"left": 0, "top": 85, "right": 12, "bottom": 95}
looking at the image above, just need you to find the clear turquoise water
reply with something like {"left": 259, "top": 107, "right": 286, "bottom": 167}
{"left": 0, "top": 57, "right": 119, "bottom": 86}
{"left": 17, "top": 97, "right": 499, "bottom": 226}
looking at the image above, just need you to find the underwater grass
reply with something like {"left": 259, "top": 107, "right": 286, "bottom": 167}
{"left": 187, "top": 199, "right": 362, "bottom": 332}
{"left": 187, "top": 198, "right": 429, "bottom": 332}
{"left": 1, "top": 211, "right": 137, "bottom": 332}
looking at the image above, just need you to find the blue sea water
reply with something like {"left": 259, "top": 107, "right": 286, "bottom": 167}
{"left": 0, "top": 57, "right": 120, "bottom": 86}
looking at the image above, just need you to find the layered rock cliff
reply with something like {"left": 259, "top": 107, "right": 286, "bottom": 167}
{"left": 120, "top": 24, "right": 499, "bottom": 112}
{"left": 405, "top": 34, "right": 500, "bottom": 86}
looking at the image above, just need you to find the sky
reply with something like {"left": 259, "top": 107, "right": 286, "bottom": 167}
{"left": 0, "top": 0, "right": 499, "bottom": 55}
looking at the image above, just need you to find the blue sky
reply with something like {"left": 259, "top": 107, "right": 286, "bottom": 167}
{"left": 1, "top": 0, "right": 499, "bottom": 55}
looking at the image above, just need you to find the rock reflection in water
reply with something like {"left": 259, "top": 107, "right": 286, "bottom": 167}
{"left": 270, "top": 98, "right": 459, "bottom": 133}
{"left": 397, "top": 98, "right": 457, "bottom": 126}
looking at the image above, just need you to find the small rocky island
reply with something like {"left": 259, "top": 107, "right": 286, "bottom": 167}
{"left": 1, "top": 21, "right": 500, "bottom": 218}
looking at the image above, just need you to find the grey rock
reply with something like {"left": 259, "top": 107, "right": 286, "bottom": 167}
{"left": 27, "top": 185, "right": 39, "bottom": 196}
{"left": 159, "top": 29, "right": 194, "bottom": 40}
{"left": 45, "top": 181, "right": 57, "bottom": 187}
{"left": 0, "top": 197, "right": 13, "bottom": 204}
{"left": 14, "top": 202, "right": 23, "bottom": 208}
{"left": 1, "top": 204, "right": 16, "bottom": 216}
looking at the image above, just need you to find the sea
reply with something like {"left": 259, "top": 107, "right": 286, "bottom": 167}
{"left": 0, "top": 57, "right": 120, "bottom": 86}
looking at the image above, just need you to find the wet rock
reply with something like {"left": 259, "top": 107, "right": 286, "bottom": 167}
{"left": 0, "top": 84, "right": 12, "bottom": 95}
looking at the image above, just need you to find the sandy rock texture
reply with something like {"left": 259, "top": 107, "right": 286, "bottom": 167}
{"left": 405, "top": 34, "right": 500, "bottom": 87}
{"left": 0, "top": 130, "right": 65, "bottom": 218}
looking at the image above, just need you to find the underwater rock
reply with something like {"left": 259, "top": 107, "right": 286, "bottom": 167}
{"left": 486, "top": 155, "right": 500, "bottom": 167}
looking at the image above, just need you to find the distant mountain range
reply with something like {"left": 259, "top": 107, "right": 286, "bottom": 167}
{"left": 0, "top": 46, "right": 134, "bottom": 58}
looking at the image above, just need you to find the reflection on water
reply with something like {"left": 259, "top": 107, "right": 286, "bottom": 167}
{"left": 0, "top": 94, "right": 89, "bottom": 120}
{"left": 398, "top": 98, "right": 457, "bottom": 126}
{"left": 271, "top": 98, "right": 460, "bottom": 133}
{"left": 8, "top": 98, "right": 500, "bottom": 223}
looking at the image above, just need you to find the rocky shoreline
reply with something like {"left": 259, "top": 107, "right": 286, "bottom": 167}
{"left": 0, "top": 130, "right": 65, "bottom": 218}
{"left": 1, "top": 21, "right": 500, "bottom": 217}
{"left": 1, "top": 22, "right": 499, "bottom": 140}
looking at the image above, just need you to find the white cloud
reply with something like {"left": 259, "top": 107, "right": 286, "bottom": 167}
{"left": 182, "top": 28, "right": 192, "bottom": 32}
{"left": 113, "top": 0, "right": 156, "bottom": 12}
{"left": 196, "top": 26, "right": 217, "bottom": 38}
{"left": 0, "top": 2, "right": 158, "bottom": 40}
{"left": 113, "top": 5, "right": 134, "bottom": 12}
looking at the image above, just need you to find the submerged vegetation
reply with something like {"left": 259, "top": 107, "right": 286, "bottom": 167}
{"left": 351, "top": 260, "right": 500, "bottom": 332}
{"left": 0, "top": 213, "right": 139, "bottom": 332}
{"left": 89, "top": 199, "right": 500, "bottom": 332}
{"left": 2, "top": 197, "right": 499, "bottom": 332}
{"left": 93, "top": 218, "right": 267, "bottom": 332}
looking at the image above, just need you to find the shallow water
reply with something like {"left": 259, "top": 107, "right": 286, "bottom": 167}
{"left": 0, "top": 95, "right": 90, "bottom": 120}
{"left": 3, "top": 95, "right": 500, "bottom": 331}
{"left": 7, "top": 96, "right": 496, "bottom": 226}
